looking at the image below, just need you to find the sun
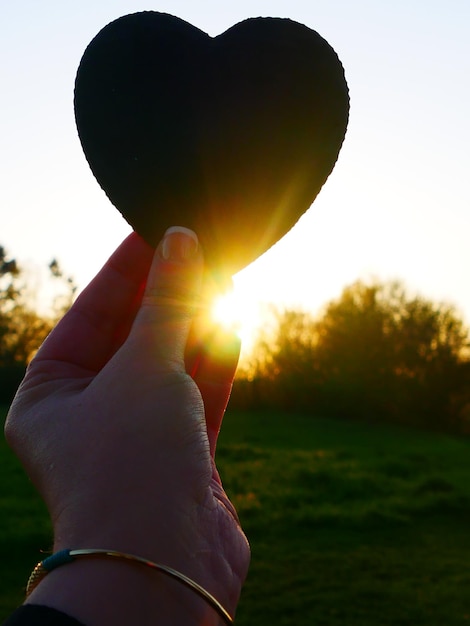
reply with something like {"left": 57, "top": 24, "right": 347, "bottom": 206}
{"left": 212, "top": 291, "right": 243, "bottom": 330}
{"left": 210, "top": 288, "right": 262, "bottom": 355}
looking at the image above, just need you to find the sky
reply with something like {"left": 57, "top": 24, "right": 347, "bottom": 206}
{"left": 1, "top": 1, "right": 470, "bottom": 345}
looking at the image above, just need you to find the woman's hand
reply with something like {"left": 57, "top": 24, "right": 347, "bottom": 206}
{"left": 5, "top": 228, "right": 250, "bottom": 625}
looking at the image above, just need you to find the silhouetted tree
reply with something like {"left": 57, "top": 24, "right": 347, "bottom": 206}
{"left": 314, "top": 281, "right": 470, "bottom": 428}
{"left": 248, "top": 309, "right": 319, "bottom": 409}
{"left": 0, "top": 246, "right": 76, "bottom": 402}
{"left": 237, "top": 280, "right": 470, "bottom": 432}
{"left": 48, "top": 258, "right": 77, "bottom": 316}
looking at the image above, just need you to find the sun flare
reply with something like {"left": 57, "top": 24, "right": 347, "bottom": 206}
{"left": 212, "top": 291, "right": 243, "bottom": 330}
{"left": 210, "top": 289, "right": 262, "bottom": 356}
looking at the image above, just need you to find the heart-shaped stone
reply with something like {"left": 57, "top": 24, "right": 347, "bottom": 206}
{"left": 74, "top": 11, "right": 349, "bottom": 275}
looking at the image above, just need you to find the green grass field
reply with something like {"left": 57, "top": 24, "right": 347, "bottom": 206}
{"left": 1, "top": 405, "right": 470, "bottom": 624}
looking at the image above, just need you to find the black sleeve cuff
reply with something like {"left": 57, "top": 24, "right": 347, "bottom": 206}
{"left": 2, "top": 605, "right": 85, "bottom": 626}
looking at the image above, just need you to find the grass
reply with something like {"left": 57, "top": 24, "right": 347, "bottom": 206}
{"left": 1, "top": 405, "right": 470, "bottom": 624}
{"left": 0, "top": 407, "right": 51, "bottom": 616}
{"left": 218, "top": 411, "right": 470, "bottom": 625}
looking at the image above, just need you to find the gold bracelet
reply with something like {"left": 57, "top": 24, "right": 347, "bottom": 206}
{"left": 26, "top": 548, "right": 234, "bottom": 624}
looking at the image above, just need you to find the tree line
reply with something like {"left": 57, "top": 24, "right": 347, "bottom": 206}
{"left": 2, "top": 243, "right": 470, "bottom": 434}
{"left": 232, "top": 280, "right": 470, "bottom": 434}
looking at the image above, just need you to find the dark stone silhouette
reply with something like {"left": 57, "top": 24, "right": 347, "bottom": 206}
{"left": 74, "top": 11, "right": 349, "bottom": 275}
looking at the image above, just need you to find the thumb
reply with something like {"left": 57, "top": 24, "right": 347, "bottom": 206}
{"left": 127, "top": 226, "right": 203, "bottom": 373}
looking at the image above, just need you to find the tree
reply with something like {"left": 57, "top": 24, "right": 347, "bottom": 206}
{"left": 0, "top": 246, "right": 20, "bottom": 318}
{"left": 48, "top": 257, "right": 77, "bottom": 316}
{"left": 247, "top": 308, "right": 319, "bottom": 409}
{"left": 238, "top": 280, "right": 470, "bottom": 432}
{"left": 314, "top": 281, "right": 470, "bottom": 428}
{"left": 0, "top": 246, "right": 76, "bottom": 402}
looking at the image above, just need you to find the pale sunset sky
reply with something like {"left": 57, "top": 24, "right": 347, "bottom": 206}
{"left": 1, "top": 1, "right": 469, "bottom": 348}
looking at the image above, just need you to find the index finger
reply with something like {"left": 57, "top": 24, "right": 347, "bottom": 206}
{"left": 34, "top": 233, "right": 154, "bottom": 374}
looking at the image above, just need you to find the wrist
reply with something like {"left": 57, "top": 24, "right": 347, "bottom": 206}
{"left": 26, "top": 552, "right": 225, "bottom": 626}
{"left": 49, "top": 488, "right": 239, "bottom": 621}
